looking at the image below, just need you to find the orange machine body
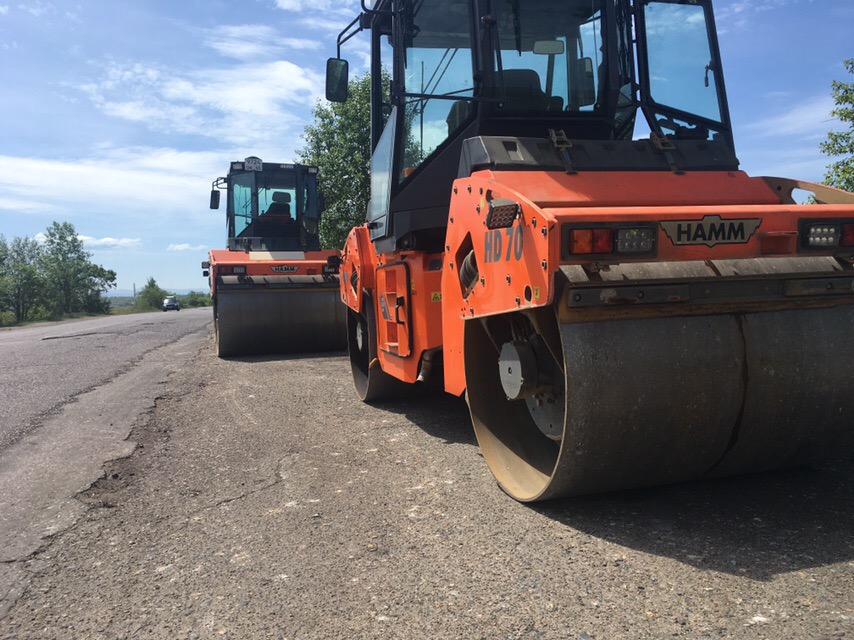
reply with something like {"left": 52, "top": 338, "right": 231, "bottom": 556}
{"left": 207, "top": 248, "right": 341, "bottom": 294}
{"left": 341, "top": 169, "right": 854, "bottom": 396}
{"left": 341, "top": 228, "right": 444, "bottom": 384}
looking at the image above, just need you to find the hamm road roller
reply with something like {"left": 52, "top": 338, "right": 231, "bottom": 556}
{"left": 328, "top": 0, "right": 854, "bottom": 501}
{"left": 205, "top": 158, "right": 346, "bottom": 357}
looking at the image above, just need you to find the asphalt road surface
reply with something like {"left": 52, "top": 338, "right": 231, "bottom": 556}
{"left": 0, "top": 308, "right": 212, "bottom": 450}
{"left": 0, "top": 308, "right": 212, "bottom": 622}
{"left": 0, "top": 312, "right": 851, "bottom": 639}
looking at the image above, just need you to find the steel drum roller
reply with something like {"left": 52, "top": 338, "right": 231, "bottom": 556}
{"left": 215, "top": 288, "right": 347, "bottom": 357}
{"left": 465, "top": 304, "right": 854, "bottom": 502}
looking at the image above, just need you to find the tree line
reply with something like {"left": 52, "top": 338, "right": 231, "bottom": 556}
{"left": 131, "top": 277, "right": 211, "bottom": 311}
{"left": 0, "top": 221, "right": 117, "bottom": 325}
{"left": 0, "top": 221, "right": 211, "bottom": 326}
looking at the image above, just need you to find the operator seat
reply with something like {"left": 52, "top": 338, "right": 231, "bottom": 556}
{"left": 264, "top": 191, "right": 292, "bottom": 220}
{"left": 500, "top": 69, "right": 551, "bottom": 112}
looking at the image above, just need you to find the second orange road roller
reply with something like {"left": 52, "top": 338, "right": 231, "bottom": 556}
{"left": 204, "top": 158, "right": 346, "bottom": 357}
{"left": 327, "top": 0, "right": 854, "bottom": 501}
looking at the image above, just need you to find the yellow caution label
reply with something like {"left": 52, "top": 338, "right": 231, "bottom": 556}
{"left": 431, "top": 292, "right": 442, "bottom": 302}
{"left": 534, "top": 287, "right": 541, "bottom": 300}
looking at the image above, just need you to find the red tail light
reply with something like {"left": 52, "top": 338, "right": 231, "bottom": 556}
{"left": 219, "top": 265, "right": 246, "bottom": 275}
{"left": 570, "top": 229, "right": 612, "bottom": 254}
{"left": 565, "top": 225, "right": 655, "bottom": 258}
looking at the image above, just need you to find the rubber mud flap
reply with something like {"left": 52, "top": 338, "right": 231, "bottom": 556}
{"left": 215, "top": 289, "right": 346, "bottom": 357}
{"left": 708, "top": 305, "right": 854, "bottom": 477}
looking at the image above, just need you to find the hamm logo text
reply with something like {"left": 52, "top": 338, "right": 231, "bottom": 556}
{"left": 660, "top": 216, "right": 761, "bottom": 247}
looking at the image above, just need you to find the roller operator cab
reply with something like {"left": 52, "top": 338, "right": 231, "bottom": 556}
{"left": 329, "top": 0, "right": 854, "bottom": 501}
{"left": 205, "top": 158, "right": 346, "bottom": 357}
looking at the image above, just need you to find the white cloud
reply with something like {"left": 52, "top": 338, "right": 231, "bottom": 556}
{"left": 272, "top": 0, "right": 360, "bottom": 32}
{"left": 0, "top": 6, "right": 9, "bottom": 15}
{"left": 0, "top": 196, "right": 60, "bottom": 214}
{"left": 738, "top": 141, "right": 831, "bottom": 183}
{"left": 744, "top": 95, "right": 836, "bottom": 139}
{"left": 204, "top": 24, "right": 320, "bottom": 60}
{"left": 77, "top": 59, "right": 323, "bottom": 148}
{"left": 79, "top": 235, "right": 141, "bottom": 249}
{"left": 275, "top": 0, "right": 356, "bottom": 15}
{"left": 715, "top": 0, "right": 796, "bottom": 33}
{"left": 296, "top": 14, "right": 354, "bottom": 33}
{"left": 167, "top": 243, "right": 207, "bottom": 252}
{"left": 28, "top": 232, "right": 139, "bottom": 250}
{"left": 18, "top": 1, "right": 54, "bottom": 17}
{"left": 0, "top": 147, "right": 223, "bottom": 227}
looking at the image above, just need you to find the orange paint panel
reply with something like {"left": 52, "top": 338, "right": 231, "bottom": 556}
{"left": 439, "top": 170, "right": 854, "bottom": 397}
{"left": 376, "top": 263, "right": 411, "bottom": 357}
{"left": 441, "top": 175, "right": 557, "bottom": 396}
{"left": 207, "top": 248, "right": 341, "bottom": 298}
{"left": 548, "top": 204, "right": 854, "bottom": 262}
{"left": 340, "top": 226, "right": 376, "bottom": 314}
{"left": 374, "top": 252, "right": 444, "bottom": 384}
{"left": 478, "top": 170, "right": 782, "bottom": 208}
{"left": 341, "top": 228, "right": 444, "bottom": 385}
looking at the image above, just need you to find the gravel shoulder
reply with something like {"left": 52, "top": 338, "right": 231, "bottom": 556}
{"left": 1, "top": 339, "right": 851, "bottom": 639}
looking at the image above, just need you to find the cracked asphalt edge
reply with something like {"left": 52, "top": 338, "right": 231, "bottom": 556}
{"left": 0, "top": 330, "right": 210, "bottom": 619}
{"left": 2, "top": 320, "right": 209, "bottom": 452}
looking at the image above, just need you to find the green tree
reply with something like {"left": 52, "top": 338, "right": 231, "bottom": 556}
{"left": 39, "top": 221, "right": 116, "bottom": 315}
{"left": 81, "top": 263, "right": 117, "bottom": 314}
{"left": 298, "top": 72, "right": 374, "bottom": 248}
{"left": 135, "top": 277, "right": 170, "bottom": 311}
{"left": 5, "top": 236, "right": 45, "bottom": 324}
{"left": 820, "top": 58, "right": 854, "bottom": 193}
{"left": 0, "top": 235, "right": 10, "bottom": 318}
{"left": 40, "top": 221, "right": 89, "bottom": 314}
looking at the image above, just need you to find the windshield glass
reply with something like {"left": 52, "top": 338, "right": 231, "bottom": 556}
{"left": 400, "top": 0, "right": 474, "bottom": 179}
{"left": 638, "top": 0, "right": 730, "bottom": 143}
{"left": 229, "top": 166, "right": 316, "bottom": 240}
{"left": 257, "top": 168, "right": 297, "bottom": 220}
{"left": 644, "top": 0, "right": 721, "bottom": 123}
{"left": 493, "top": 0, "right": 604, "bottom": 113}
{"left": 230, "top": 173, "right": 254, "bottom": 237}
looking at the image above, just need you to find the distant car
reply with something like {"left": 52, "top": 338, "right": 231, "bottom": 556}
{"left": 163, "top": 296, "right": 181, "bottom": 312}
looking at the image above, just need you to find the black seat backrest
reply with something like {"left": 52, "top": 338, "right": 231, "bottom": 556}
{"left": 264, "top": 191, "right": 292, "bottom": 218}
{"left": 501, "top": 69, "right": 550, "bottom": 111}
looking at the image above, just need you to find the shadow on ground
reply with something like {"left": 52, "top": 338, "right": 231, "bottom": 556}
{"left": 376, "top": 392, "right": 854, "bottom": 581}
{"left": 537, "top": 460, "right": 854, "bottom": 581}
{"left": 226, "top": 349, "right": 348, "bottom": 364}
{"left": 382, "top": 392, "right": 476, "bottom": 447}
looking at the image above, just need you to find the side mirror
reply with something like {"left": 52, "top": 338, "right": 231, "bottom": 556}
{"left": 210, "top": 190, "right": 221, "bottom": 209}
{"left": 326, "top": 58, "right": 349, "bottom": 103}
{"left": 574, "top": 57, "right": 597, "bottom": 107}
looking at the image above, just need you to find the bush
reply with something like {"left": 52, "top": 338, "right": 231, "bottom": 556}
{"left": 179, "top": 291, "right": 211, "bottom": 308}
{"left": 134, "top": 277, "right": 170, "bottom": 311}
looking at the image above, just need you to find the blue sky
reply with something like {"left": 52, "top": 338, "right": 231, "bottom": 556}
{"left": 0, "top": 0, "right": 851, "bottom": 292}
